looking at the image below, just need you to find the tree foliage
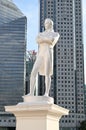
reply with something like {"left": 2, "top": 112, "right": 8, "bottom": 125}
{"left": 79, "top": 120, "right": 86, "bottom": 130}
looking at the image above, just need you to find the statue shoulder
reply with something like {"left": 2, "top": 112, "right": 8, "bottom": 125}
{"left": 53, "top": 32, "right": 60, "bottom": 37}
{"left": 36, "top": 32, "right": 43, "bottom": 38}
{"left": 38, "top": 32, "right": 43, "bottom": 36}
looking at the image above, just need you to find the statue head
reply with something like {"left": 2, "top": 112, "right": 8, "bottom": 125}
{"left": 44, "top": 18, "right": 53, "bottom": 30}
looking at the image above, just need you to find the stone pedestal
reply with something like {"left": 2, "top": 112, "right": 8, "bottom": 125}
{"left": 5, "top": 96, "right": 69, "bottom": 130}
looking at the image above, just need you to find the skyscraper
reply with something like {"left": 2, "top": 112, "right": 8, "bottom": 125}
{"left": 39, "top": 0, "right": 85, "bottom": 129}
{"left": 84, "top": 85, "right": 86, "bottom": 115}
{"left": 0, "top": 0, "right": 27, "bottom": 129}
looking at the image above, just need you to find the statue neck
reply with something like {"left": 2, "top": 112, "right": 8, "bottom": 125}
{"left": 45, "top": 28, "right": 54, "bottom": 32}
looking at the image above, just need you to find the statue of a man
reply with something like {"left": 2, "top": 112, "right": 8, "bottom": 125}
{"left": 28, "top": 18, "right": 60, "bottom": 96}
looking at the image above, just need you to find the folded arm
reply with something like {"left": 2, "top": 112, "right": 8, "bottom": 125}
{"left": 51, "top": 33, "right": 60, "bottom": 47}
{"left": 36, "top": 36, "right": 54, "bottom": 45}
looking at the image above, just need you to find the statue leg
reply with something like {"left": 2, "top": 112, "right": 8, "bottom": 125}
{"left": 44, "top": 54, "right": 51, "bottom": 96}
{"left": 28, "top": 65, "right": 39, "bottom": 96}
{"left": 29, "top": 71, "right": 37, "bottom": 96}
{"left": 44, "top": 75, "right": 51, "bottom": 96}
{"left": 28, "top": 57, "right": 42, "bottom": 96}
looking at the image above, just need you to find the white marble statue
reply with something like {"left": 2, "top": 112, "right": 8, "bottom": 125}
{"left": 28, "top": 18, "right": 60, "bottom": 96}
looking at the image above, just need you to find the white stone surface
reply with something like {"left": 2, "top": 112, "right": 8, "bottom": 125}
{"left": 28, "top": 18, "right": 60, "bottom": 96}
{"left": 5, "top": 96, "right": 69, "bottom": 130}
{"left": 22, "top": 95, "right": 54, "bottom": 104}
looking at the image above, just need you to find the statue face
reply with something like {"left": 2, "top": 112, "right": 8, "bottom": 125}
{"left": 44, "top": 19, "right": 53, "bottom": 30}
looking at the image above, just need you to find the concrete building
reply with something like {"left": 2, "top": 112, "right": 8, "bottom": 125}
{"left": 39, "top": 0, "right": 85, "bottom": 129}
{"left": 0, "top": 0, "right": 27, "bottom": 129}
{"left": 85, "top": 85, "right": 86, "bottom": 116}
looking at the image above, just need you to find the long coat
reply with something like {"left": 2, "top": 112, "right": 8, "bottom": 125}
{"left": 34, "top": 31, "right": 59, "bottom": 76}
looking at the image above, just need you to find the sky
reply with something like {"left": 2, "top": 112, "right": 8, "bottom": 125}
{"left": 13, "top": 0, "right": 86, "bottom": 84}
{"left": 13, "top": 0, "right": 39, "bottom": 51}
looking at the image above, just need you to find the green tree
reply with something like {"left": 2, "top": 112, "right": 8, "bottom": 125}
{"left": 79, "top": 120, "right": 86, "bottom": 130}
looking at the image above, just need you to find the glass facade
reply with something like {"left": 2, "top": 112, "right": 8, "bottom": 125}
{"left": 0, "top": 0, "right": 27, "bottom": 128}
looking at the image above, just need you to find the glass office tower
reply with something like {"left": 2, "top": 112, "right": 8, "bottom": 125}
{"left": 39, "top": 0, "right": 85, "bottom": 130}
{"left": 0, "top": 0, "right": 27, "bottom": 129}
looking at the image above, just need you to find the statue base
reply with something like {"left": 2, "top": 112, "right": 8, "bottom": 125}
{"left": 5, "top": 96, "right": 69, "bottom": 130}
{"left": 20, "top": 95, "right": 54, "bottom": 104}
